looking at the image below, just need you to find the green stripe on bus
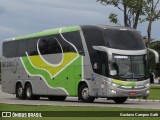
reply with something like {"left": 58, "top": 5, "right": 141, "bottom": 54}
{"left": 21, "top": 55, "right": 82, "bottom": 96}
{"left": 112, "top": 79, "right": 136, "bottom": 86}
{"left": 15, "top": 26, "right": 81, "bottom": 40}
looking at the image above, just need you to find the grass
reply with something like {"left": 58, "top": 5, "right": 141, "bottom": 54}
{"left": 0, "top": 103, "right": 160, "bottom": 111}
{"left": 148, "top": 85, "right": 160, "bottom": 100}
{"left": 0, "top": 104, "right": 160, "bottom": 120}
{"left": 135, "top": 85, "right": 160, "bottom": 100}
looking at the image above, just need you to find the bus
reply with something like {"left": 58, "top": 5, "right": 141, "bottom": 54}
{"left": 1, "top": 25, "right": 159, "bottom": 104}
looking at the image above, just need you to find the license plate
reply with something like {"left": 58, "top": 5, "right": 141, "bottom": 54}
{"left": 129, "top": 92, "right": 137, "bottom": 95}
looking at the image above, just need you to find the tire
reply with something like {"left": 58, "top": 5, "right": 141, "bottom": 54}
{"left": 48, "top": 96, "right": 66, "bottom": 101}
{"left": 25, "top": 84, "right": 34, "bottom": 100}
{"left": 16, "top": 83, "right": 25, "bottom": 99}
{"left": 112, "top": 97, "right": 128, "bottom": 104}
{"left": 79, "top": 84, "right": 95, "bottom": 103}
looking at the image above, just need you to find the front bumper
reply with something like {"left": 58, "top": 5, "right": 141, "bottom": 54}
{"left": 106, "top": 79, "right": 150, "bottom": 97}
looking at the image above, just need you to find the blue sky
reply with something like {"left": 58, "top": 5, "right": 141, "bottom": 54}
{"left": 0, "top": 0, "right": 160, "bottom": 54}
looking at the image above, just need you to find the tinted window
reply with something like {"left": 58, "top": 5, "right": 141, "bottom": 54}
{"left": 103, "top": 29, "right": 145, "bottom": 50}
{"left": 3, "top": 31, "right": 83, "bottom": 58}
{"left": 19, "top": 40, "right": 28, "bottom": 56}
{"left": 54, "top": 34, "right": 75, "bottom": 53}
{"left": 62, "top": 31, "right": 84, "bottom": 54}
{"left": 91, "top": 51, "right": 108, "bottom": 76}
{"left": 3, "top": 41, "right": 19, "bottom": 58}
{"left": 27, "top": 38, "right": 38, "bottom": 56}
{"left": 38, "top": 36, "right": 62, "bottom": 55}
{"left": 82, "top": 29, "right": 108, "bottom": 76}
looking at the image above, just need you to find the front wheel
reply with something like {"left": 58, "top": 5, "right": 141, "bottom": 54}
{"left": 79, "top": 84, "right": 95, "bottom": 103}
{"left": 112, "top": 97, "right": 128, "bottom": 104}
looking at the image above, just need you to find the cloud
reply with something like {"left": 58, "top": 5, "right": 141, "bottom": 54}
{"left": 0, "top": 6, "right": 5, "bottom": 14}
{"left": 0, "top": 26, "right": 16, "bottom": 34}
{"left": 0, "top": 0, "right": 159, "bottom": 55}
{"left": 0, "top": 0, "right": 116, "bottom": 54}
{"left": 0, "top": 0, "right": 116, "bottom": 35}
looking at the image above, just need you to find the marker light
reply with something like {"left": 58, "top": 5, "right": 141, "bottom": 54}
{"left": 111, "top": 83, "right": 120, "bottom": 87}
{"left": 145, "top": 83, "right": 150, "bottom": 88}
{"left": 110, "top": 89, "right": 117, "bottom": 94}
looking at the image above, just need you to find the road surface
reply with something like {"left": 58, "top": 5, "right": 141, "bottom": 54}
{"left": 0, "top": 85, "right": 160, "bottom": 109}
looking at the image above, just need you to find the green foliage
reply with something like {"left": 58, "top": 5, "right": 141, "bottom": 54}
{"left": 97, "top": 0, "right": 160, "bottom": 29}
{"left": 109, "top": 13, "right": 118, "bottom": 24}
{"left": 144, "top": 0, "right": 160, "bottom": 21}
{"left": 97, "top": 0, "right": 145, "bottom": 28}
{"left": 149, "top": 85, "right": 160, "bottom": 100}
{"left": 149, "top": 41, "right": 160, "bottom": 77}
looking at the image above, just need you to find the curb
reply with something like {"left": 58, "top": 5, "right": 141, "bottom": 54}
{"left": 128, "top": 99, "right": 160, "bottom": 102}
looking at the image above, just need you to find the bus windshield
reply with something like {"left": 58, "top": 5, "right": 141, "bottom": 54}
{"left": 103, "top": 29, "right": 145, "bottom": 50}
{"left": 109, "top": 55, "right": 147, "bottom": 80}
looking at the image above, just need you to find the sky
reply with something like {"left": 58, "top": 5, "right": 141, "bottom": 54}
{"left": 0, "top": 0, "right": 160, "bottom": 54}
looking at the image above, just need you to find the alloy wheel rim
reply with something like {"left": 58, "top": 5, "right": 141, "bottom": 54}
{"left": 82, "top": 87, "right": 89, "bottom": 99}
{"left": 26, "top": 87, "right": 32, "bottom": 97}
{"left": 18, "top": 87, "right": 23, "bottom": 96}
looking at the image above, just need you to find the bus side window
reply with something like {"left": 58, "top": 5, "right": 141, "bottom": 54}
{"left": 38, "top": 37, "right": 62, "bottom": 55}
{"left": 19, "top": 40, "right": 28, "bottom": 56}
{"left": 92, "top": 51, "right": 108, "bottom": 76}
{"left": 62, "top": 31, "right": 84, "bottom": 55}
{"left": 3, "top": 41, "right": 19, "bottom": 58}
{"left": 83, "top": 29, "right": 109, "bottom": 77}
{"left": 28, "top": 39, "right": 38, "bottom": 56}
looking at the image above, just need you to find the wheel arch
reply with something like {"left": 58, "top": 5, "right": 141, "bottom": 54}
{"left": 78, "top": 80, "right": 90, "bottom": 98}
{"left": 15, "top": 81, "right": 23, "bottom": 92}
{"left": 24, "top": 81, "right": 32, "bottom": 88}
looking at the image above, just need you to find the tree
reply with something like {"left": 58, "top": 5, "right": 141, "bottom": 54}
{"left": 97, "top": 0, "right": 160, "bottom": 46}
{"left": 150, "top": 41, "right": 160, "bottom": 77}
{"left": 97, "top": 0, "right": 145, "bottom": 28}
{"left": 144, "top": 0, "right": 160, "bottom": 47}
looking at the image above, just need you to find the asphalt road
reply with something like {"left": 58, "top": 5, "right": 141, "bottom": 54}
{"left": 0, "top": 85, "right": 160, "bottom": 109}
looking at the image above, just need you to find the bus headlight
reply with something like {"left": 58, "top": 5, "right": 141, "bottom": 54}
{"left": 146, "top": 90, "right": 150, "bottom": 95}
{"left": 110, "top": 89, "right": 117, "bottom": 94}
{"left": 111, "top": 83, "right": 120, "bottom": 87}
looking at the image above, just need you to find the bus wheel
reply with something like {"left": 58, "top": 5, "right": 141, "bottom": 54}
{"left": 16, "top": 83, "right": 25, "bottom": 99}
{"left": 25, "top": 84, "right": 34, "bottom": 100}
{"left": 79, "top": 84, "right": 95, "bottom": 103}
{"left": 48, "top": 96, "right": 66, "bottom": 101}
{"left": 112, "top": 97, "right": 128, "bottom": 104}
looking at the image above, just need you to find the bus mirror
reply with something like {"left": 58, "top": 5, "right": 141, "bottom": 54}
{"left": 147, "top": 48, "right": 159, "bottom": 63}
{"left": 92, "top": 46, "right": 112, "bottom": 61}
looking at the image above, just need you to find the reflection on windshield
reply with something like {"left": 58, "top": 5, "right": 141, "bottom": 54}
{"left": 103, "top": 29, "right": 145, "bottom": 50}
{"left": 110, "top": 55, "right": 146, "bottom": 79}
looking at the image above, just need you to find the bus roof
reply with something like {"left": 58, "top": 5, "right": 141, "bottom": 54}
{"left": 5, "top": 25, "right": 137, "bottom": 42}
{"left": 80, "top": 25, "right": 137, "bottom": 31}
{"left": 14, "top": 25, "right": 80, "bottom": 41}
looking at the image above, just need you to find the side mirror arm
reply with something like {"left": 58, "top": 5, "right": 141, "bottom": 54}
{"left": 147, "top": 48, "right": 159, "bottom": 63}
{"left": 92, "top": 46, "right": 112, "bottom": 61}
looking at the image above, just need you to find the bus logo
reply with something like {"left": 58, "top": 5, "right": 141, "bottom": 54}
{"left": 2, "top": 112, "right": 11, "bottom": 117}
